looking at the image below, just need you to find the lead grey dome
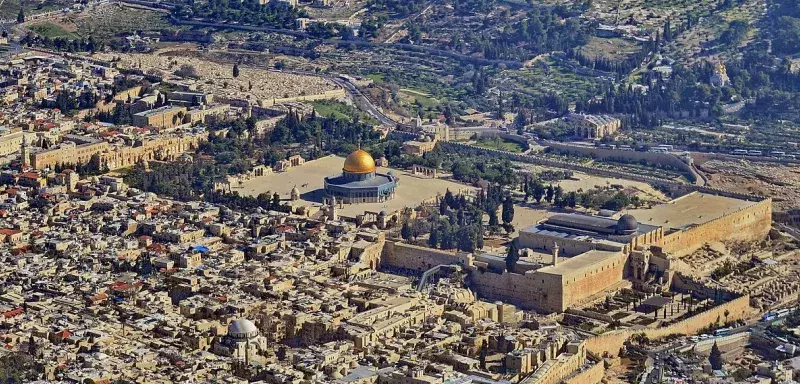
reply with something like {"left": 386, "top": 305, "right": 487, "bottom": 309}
{"left": 616, "top": 214, "right": 638, "bottom": 235}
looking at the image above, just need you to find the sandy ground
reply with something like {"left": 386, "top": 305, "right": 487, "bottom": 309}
{"left": 94, "top": 47, "right": 338, "bottom": 102}
{"left": 236, "top": 155, "right": 475, "bottom": 218}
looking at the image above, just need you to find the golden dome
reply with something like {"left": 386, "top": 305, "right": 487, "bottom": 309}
{"left": 343, "top": 149, "right": 376, "bottom": 174}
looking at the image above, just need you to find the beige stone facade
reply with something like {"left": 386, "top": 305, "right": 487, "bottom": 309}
{"left": 132, "top": 106, "right": 188, "bottom": 129}
{"left": 30, "top": 132, "right": 207, "bottom": 170}
{"left": 31, "top": 140, "right": 109, "bottom": 170}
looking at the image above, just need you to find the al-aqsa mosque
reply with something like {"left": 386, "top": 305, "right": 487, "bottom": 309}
{"left": 324, "top": 148, "right": 398, "bottom": 204}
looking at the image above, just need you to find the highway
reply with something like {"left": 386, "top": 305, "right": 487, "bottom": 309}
{"left": 329, "top": 76, "right": 399, "bottom": 127}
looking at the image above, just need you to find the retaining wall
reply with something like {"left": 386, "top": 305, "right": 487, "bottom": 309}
{"left": 380, "top": 242, "right": 472, "bottom": 272}
{"left": 544, "top": 141, "right": 695, "bottom": 181}
{"left": 584, "top": 295, "right": 751, "bottom": 356}
{"left": 659, "top": 198, "right": 772, "bottom": 256}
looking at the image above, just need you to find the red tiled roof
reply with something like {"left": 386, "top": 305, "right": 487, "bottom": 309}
{"left": 0, "top": 228, "right": 20, "bottom": 235}
{"left": 2, "top": 308, "right": 23, "bottom": 319}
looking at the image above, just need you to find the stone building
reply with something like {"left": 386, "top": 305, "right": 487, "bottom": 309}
{"left": 214, "top": 319, "right": 268, "bottom": 364}
{"left": 565, "top": 113, "right": 621, "bottom": 139}
{"left": 132, "top": 105, "right": 188, "bottom": 129}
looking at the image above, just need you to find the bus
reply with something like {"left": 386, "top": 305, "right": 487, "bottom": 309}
{"left": 777, "top": 308, "right": 793, "bottom": 318}
{"left": 731, "top": 149, "right": 748, "bottom": 156}
{"left": 748, "top": 150, "right": 763, "bottom": 156}
{"left": 714, "top": 328, "right": 731, "bottom": 337}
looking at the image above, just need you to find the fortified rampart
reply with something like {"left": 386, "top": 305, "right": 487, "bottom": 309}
{"left": 258, "top": 89, "right": 347, "bottom": 108}
{"left": 561, "top": 361, "right": 604, "bottom": 384}
{"left": 521, "top": 341, "right": 589, "bottom": 384}
{"left": 544, "top": 141, "right": 695, "bottom": 180}
{"left": 380, "top": 242, "right": 473, "bottom": 272}
{"left": 659, "top": 198, "right": 772, "bottom": 256}
{"left": 584, "top": 294, "right": 751, "bottom": 356}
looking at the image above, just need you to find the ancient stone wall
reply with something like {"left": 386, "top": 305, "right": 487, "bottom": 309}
{"left": 259, "top": 89, "right": 347, "bottom": 107}
{"left": 101, "top": 133, "right": 209, "bottom": 170}
{"left": 468, "top": 269, "right": 563, "bottom": 312}
{"left": 584, "top": 295, "right": 751, "bottom": 356}
{"left": 559, "top": 252, "right": 628, "bottom": 310}
{"left": 521, "top": 342, "right": 587, "bottom": 384}
{"left": 561, "top": 361, "right": 604, "bottom": 384}
{"left": 660, "top": 199, "right": 772, "bottom": 256}
{"left": 545, "top": 141, "right": 695, "bottom": 178}
{"left": 380, "top": 242, "right": 472, "bottom": 272}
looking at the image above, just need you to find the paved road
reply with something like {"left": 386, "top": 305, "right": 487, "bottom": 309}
{"left": 330, "top": 76, "right": 399, "bottom": 127}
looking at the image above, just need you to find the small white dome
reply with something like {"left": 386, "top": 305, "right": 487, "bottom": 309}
{"left": 228, "top": 319, "right": 258, "bottom": 339}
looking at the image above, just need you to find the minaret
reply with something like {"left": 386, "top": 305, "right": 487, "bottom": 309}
{"left": 552, "top": 242, "right": 559, "bottom": 266}
{"left": 330, "top": 196, "right": 338, "bottom": 221}
{"left": 20, "top": 136, "right": 31, "bottom": 168}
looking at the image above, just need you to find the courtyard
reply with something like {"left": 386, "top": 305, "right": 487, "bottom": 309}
{"left": 237, "top": 155, "right": 475, "bottom": 218}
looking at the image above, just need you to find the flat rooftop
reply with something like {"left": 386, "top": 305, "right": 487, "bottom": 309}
{"left": 133, "top": 105, "right": 185, "bottom": 117}
{"left": 626, "top": 192, "right": 758, "bottom": 231}
{"left": 537, "top": 250, "right": 623, "bottom": 277}
{"left": 238, "top": 155, "right": 474, "bottom": 219}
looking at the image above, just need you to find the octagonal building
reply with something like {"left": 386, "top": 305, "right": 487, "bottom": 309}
{"left": 324, "top": 149, "right": 398, "bottom": 204}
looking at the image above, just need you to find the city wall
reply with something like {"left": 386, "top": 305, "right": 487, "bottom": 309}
{"left": 659, "top": 198, "right": 772, "bottom": 257}
{"left": 468, "top": 268, "right": 562, "bottom": 313}
{"left": 544, "top": 141, "right": 695, "bottom": 179}
{"left": 380, "top": 242, "right": 472, "bottom": 272}
{"left": 523, "top": 348, "right": 588, "bottom": 384}
{"left": 258, "top": 89, "right": 347, "bottom": 108}
{"left": 561, "top": 361, "right": 604, "bottom": 384}
{"left": 584, "top": 294, "right": 751, "bottom": 356}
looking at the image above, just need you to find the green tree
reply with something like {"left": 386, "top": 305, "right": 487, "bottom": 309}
{"left": 506, "top": 239, "right": 519, "bottom": 272}
{"left": 0, "top": 352, "right": 35, "bottom": 382}
{"left": 709, "top": 342, "right": 723, "bottom": 370}
{"left": 401, "top": 221, "right": 412, "bottom": 240}
{"left": 428, "top": 228, "right": 439, "bottom": 248}
{"left": 545, "top": 185, "right": 555, "bottom": 203}
{"left": 532, "top": 181, "right": 545, "bottom": 203}
{"left": 488, "top": 207, "right": 499, "bottom": 227}
{"left": 501, "top": 196, "right": 514, "bottom": 225}
{"left": 17, "top": 8, "right": 25, "bottom": 24}
{"left": 478, "top": 340, "right": 488, "bottom": 369}
{"left": 271, "top": 192, "right": 281, "bottom": 209}
{"left": 233, "top": 64, "right": 240, "bottom": 78}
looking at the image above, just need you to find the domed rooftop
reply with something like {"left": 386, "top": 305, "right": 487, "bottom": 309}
{"left": 228, "top": 319, "right": 258, "bottom": 339}
{"left": 343, "top": 149, "right": 376, "bottom": 174}
{"left": 616, "top": 214, "right": 639, "bottom": 234}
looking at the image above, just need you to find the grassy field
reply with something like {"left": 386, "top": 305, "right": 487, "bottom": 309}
{"left": 578, "top": 37, "right": 641, "bottom": 61}
{"left": 0, "top": 0, "right": 67, "bottom": 20}
{"left": 311, "top": 100, "right": 379, "bottom": 125}
{"left": 473, "top": 137, "right": 526, "bottom": 153}
{"left": 28, "top": 21, "right": 77, "bottom": 39}
{"left": 23, "top": 5, "right": 172, "bottom": 42}
{"left": 500, "top": 57, "right": 606, "bottom": 103}
{"left": 73, "top": 6, "right": 171, "bottom": 41}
